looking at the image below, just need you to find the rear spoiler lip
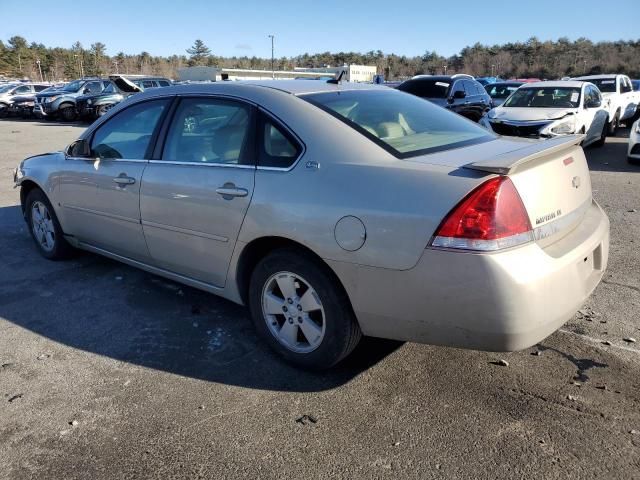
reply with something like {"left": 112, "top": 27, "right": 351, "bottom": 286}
{"left": 464, "top": 134, "right": 584, "bottom": 175}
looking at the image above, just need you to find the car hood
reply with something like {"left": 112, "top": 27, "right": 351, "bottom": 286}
{"left": 37, "top": 90, "right": 73, "bottom": 98}
{"left": 11, "top": 94, "right": 36, "bottom": 102}
{"left": 109, "top": 75, "right": 143, "bottom": 93}
{"left": 489, "top": 107, "right": 576, "bottom": 122}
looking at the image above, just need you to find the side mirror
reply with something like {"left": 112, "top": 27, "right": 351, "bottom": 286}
{"left": 66, "top": 139, "right": 91, "bottom": 158}
{"left": 453, "top": 90, "right": 466, "bottom": 99}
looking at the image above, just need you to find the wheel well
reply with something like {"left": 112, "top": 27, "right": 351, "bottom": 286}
{"left": 19, "top": 180, "right": 41, "bottom": 215}
{"left": 235, "top": 237, "right": 347, "bottom": 306}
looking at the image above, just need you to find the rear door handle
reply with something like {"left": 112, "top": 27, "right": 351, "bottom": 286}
{"left": 113, "top": 175, "right": 136, "bottom": 185}
{"left": 216, "top": 186, "right": 248, "bottom": 198}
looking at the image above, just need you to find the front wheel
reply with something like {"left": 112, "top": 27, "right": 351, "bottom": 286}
{"left": 59, "top": 105, "right": 77, "bottom": 122}
{"left": 592, "top": 121, "right": 608, "bottom": 148}
{"left": 248, "top": 249, "right": 362, "bottom": 370}
{"left": 25, "top": 189, "right": 74, "bottom": 260}
{"left": 96, "top": 104, "right": 113, "bottom": 117}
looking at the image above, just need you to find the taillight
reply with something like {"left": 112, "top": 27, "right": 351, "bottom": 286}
{"left": 430, "top": 176, "right": 533, "bottom": 251}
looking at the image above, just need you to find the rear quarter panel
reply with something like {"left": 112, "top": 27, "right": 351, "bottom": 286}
{"left": 237, "top": 90, "right": 488, "bottom": 270}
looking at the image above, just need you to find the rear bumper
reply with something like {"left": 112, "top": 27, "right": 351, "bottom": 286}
{"left": 328, "top": 200, "right": 609, "bottom": 351}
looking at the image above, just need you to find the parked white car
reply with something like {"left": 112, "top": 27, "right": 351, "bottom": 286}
{"left": 480, "top": 81, "right": 609, "bottom": 148}
{"left": 573, "top": 74, "right": 638, "bottom": 134}
{"left": 629, "top": 118, "right": 640, "bottom": 163}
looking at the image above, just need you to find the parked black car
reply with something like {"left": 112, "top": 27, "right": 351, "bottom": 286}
{"left": 76, "top": 76, "right": 172, "bottom": 120}
{"left": 396, "top": 74, "right": 491, "bottom": 122}
{"left": 34, "top": 78, "right": 110, "bottom": 121}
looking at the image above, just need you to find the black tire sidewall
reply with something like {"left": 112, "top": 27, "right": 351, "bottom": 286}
{"left": 248, "top": 249, "right": 360, "bottom": 370}
{"left": 25, "top": 189, "right": 72, "bottom": 260}
{"left": 60, "top": 106, "right": 76, "bottom": 121}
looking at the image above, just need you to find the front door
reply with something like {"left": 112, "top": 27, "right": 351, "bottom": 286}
{"left": 59, "top": 98, "right": 170, "bottom": 261}
{"left": 139, "top": 97, "right": 256, "bottom": 287}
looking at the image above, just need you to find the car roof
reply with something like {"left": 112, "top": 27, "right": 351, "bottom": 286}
{"left": 572, "top": 74, "right": 621, "bottom": 80}
{"left": 519, "top": 81, "right": 586, "bottom": 89}
{"left": 488, "top": 81, "right": 523, "bottom": 86}
{"left": 136, "top": 79, "right": 388, "bottom": 98}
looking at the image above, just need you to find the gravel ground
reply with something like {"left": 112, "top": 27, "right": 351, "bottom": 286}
{"left": 0, "top": 119, "right": 639, "bottom": 480}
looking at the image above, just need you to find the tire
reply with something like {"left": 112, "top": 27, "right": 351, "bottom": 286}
{"left": 96, "top": 104, "right": 112, "bottom": 117}
{"left": 607, "top": 111, "right": 619, "bottom": 136}
{"left": 248, "top": 248, "right": 362, "bottom": 370}
{"left": 59, "top": 105, "right": 77, "bottom": 122}
{"left": 629, "top": 156, "right": 640, "bottom": 165}
{"left": 592, "top": 121, "right": 607, "bottom": 148}
{"left": 25, "top": 189, "right": 74, "bottom": 260}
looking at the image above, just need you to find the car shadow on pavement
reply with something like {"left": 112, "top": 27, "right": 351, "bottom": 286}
{"left": 0, "top": 204, "right": 403, "bottom": 393}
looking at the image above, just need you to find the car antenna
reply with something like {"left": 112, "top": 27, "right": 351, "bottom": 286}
{"left": 327, "top": 70, "right": 346, "bottom": 84}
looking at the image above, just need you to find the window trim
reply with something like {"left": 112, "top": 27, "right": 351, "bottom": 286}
{"left": 255, "top": 108, "right": 305, "bottom": 172}
{"left": 81, "top": 97, "right": 174, "bottom": 162}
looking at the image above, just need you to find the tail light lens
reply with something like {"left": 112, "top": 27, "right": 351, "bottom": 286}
{"left": 430, "top": 176, "right": 533, "bottom": 251}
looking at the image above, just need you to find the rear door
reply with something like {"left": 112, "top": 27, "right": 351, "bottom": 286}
{"left": 139, "top": 96, "right": 256, "bottom": 287}
{"left": 59, "top": 98, "right": 170, "bottom": 261}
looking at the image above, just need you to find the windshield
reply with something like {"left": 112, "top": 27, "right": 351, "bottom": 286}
{"left": 588, "top": 78, "right": 616, "bottom": 93}
{"left": 62, "top": 80, "right": 83, "bottom": 92}
{"left": 0, "top": 84, "right": 18, "bottom": 93}
{"left": 486, "top": 84, "right": 522, "bottom": 99}
{"left": 302, "top": 89, "right": 494, "bottom": 158}
{"left": 397, "top": 79, "right": 451, "bottom": 99}
{"left": 503, "top": 87, "right": 581, "bottom": 108}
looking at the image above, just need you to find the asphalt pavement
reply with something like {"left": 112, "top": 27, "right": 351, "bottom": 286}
{"left": 0, "top": 119, "right": 639, "bottom": 480}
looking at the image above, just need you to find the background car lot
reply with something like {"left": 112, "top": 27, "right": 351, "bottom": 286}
{"left": 0, "top": 120, "right": 639, "bottom": 478}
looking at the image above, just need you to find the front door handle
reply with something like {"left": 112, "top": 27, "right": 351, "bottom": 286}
{"left": 216, "top": 185, "right": 248, "bottom": 198}
{"left": 113, "top": 175, "right": 136, "bottom": 186}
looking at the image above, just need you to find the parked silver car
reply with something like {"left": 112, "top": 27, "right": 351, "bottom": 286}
{"left": 14, "top": 80, "right": 609, "bottom": 369}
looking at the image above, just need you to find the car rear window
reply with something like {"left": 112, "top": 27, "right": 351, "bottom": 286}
{"left": 302, "top": 89, "right": 494, "bottom": 159}
{"left": 397, "top": 79, "right": 450, "bottom": 98}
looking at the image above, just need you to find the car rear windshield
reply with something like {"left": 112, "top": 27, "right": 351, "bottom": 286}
{"left": 586, "top": 78, "right": 616, "bottom": 93}
{"left": 503, "top": 87, "right": 581, "bottom": 108}
{"left": 302, "top": 89, "right": 494, "bottom": 158}
{"left": 397, "top": 79, "right": 451, "bottom": 98}
{"left": 486, "top": 84, "right": 522, "bottom": 99}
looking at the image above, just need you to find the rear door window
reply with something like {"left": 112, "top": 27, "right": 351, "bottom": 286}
{"left": 162, "top": 97, "right": 254, "bottom": 165}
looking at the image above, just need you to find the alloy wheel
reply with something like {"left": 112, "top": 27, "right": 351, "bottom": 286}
{"left": 261, "top": 271, "right": 326, "bottom": 353}
{"left": 31, "top": 201, "right": 56, "bottom": 252}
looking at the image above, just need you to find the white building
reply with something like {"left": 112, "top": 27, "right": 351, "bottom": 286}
{"left": 177, "top": 64, "right": 377, "bottom": 83}
{"left": 294, "top": 65, "right": 378, "bottom": 83}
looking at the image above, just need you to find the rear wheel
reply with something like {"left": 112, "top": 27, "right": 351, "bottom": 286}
{"left": 25, "top": 189, "right": 74, "bottom": 260}
{"left": 248, "top": 248, "right": 361, "bottom": 370}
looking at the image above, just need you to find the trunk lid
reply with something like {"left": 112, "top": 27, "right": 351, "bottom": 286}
{"left": 465, "top": 135, "right": 592, "bottom": 246}
{"left": 109, "top": 75, "right": 143, "bottom": 93}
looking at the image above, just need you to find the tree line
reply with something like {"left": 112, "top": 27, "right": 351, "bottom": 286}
{"left": 1, "top": 36, "right": 639, "bottom": 82}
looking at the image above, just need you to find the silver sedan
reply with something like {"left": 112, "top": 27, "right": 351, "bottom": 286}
{"left": 14, "top": 80, "right": 610, "bottom": 369}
